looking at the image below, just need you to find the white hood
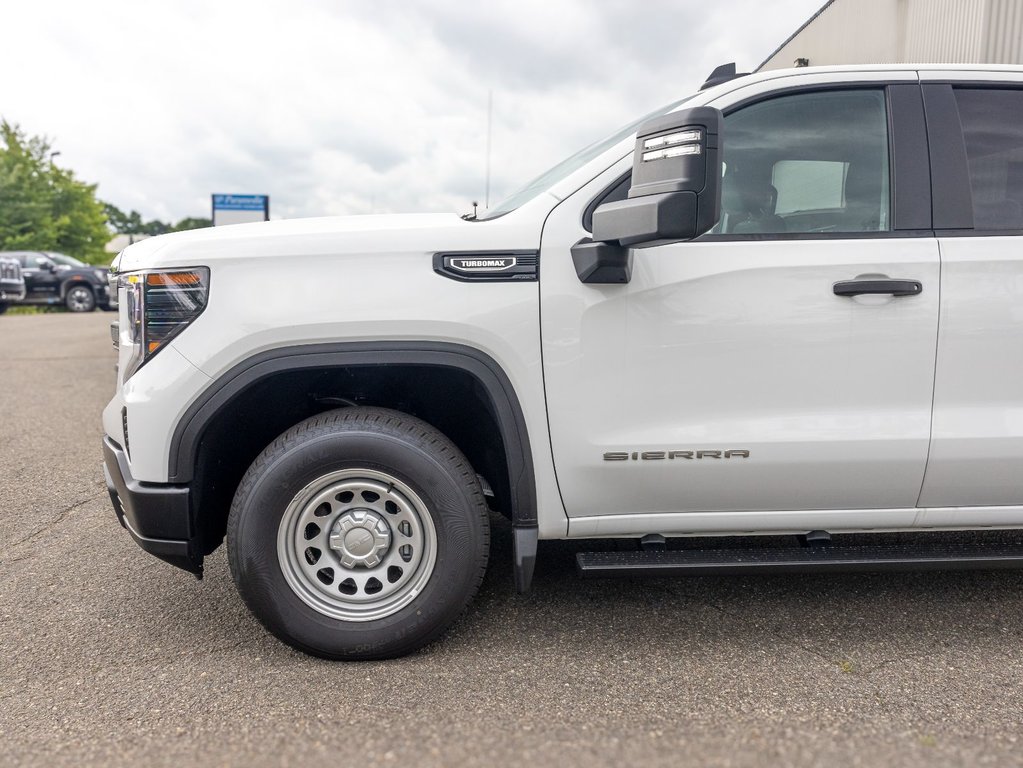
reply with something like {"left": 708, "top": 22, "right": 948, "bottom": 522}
{"left": 113, "top": 212, "right": 508, "bottom": 272}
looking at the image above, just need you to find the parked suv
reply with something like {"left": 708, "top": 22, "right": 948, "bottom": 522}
{"left": 3, "top": 251, "right": 112, "bottom": 312}
{"left": 0, "top": 255, "right": 25, "bottom": 314}
{"left": 103, "top": 64, "right": 1023, "bottom": 660}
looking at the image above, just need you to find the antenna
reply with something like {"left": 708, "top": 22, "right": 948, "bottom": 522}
{"left": 700, "top": 62, "right": 747, "bottom": 90}
{"left": 484, "top": 90, "right": 492, "bottom": 209}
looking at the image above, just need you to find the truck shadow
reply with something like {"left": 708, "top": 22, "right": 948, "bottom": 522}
{"left": 144, "top": 510, "right": 1023, "bottom": 669}
{"left": 460, "top": 513, "right": 1023, "bottom": 671}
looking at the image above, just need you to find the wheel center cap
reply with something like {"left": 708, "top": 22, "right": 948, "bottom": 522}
{"left": 345, "top": 528, "right": 375, "bottom": 556}
{"left": 328, "top": 509, "right": 390, "bottom": 569}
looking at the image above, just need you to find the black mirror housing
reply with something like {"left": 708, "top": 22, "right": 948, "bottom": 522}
{"left": 588, "top": 192, "right": 699, "bottom": 247}
{"left": 592, "top": 106, "right": 723, "bottom": 247}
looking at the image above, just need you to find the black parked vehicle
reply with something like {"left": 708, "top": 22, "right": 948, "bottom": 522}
{"left": 0, "top": 255, "right": 26, "bottom": 314}
{"left": 1, "top": 251, "right": 113, "bottom": 312}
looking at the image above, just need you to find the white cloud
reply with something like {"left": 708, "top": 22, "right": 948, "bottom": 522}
{"left": 0, "top": 0, "right": 822, "bottom": 222}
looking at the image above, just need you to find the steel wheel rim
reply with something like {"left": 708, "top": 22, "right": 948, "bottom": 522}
{"left": 276, "top": 468, "right": 437, "bottom": 622}
{"left": 68, "top": 287, "right": 91, "bottom": 311}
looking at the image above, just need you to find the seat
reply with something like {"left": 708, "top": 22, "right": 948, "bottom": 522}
{"left": 842, "top": 163, "right": 884, "bottom": 231}
{"left": 723, "top": 177, "right": 787, "bottom": 234}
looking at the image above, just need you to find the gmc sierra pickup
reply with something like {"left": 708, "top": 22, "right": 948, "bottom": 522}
{"left": 103, "top": 64, "right": 1023, "bottom": 659}
{"left": 2, "top": 251, "right": 113, "bottom": 312}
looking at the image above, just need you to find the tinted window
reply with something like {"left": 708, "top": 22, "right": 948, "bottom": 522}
{"left": 954, "top": 88, "right": 1023, "bottom": 230}
{"left": 712, "top": 89, "right": 890, "bottom": 236}
{"left": 47, "top": 253, "right": 85, "bottom": 268}
{"left": 482, "top": 94, "right": 698, "bottom": 220}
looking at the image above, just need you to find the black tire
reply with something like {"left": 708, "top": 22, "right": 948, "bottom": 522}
{"left": 227, "top": 407, "right": 490, "bottom": 660}
{"left": 64, "top": 284, "right": 95, "bottom": 312}
{"left": 0, "top": 303, "right": 7, "bottom": 315}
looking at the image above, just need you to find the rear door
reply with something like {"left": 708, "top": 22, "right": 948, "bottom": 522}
{"left": 540, "top": 74, "right": 942, "bottom": 528}
{"left": 918, "top": 74, "right": 1023, "bottom": 511}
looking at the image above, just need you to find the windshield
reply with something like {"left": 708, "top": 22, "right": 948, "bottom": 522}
{"left": 46, "top": 253, "right": 86, "bottom": 268}
{"left": 478, "top": 94, "right": 697, "bottom": 220}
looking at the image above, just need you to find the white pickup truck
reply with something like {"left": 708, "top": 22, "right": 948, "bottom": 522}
{"left": 103, "top": 63, "right": 1023, "bottom": 659}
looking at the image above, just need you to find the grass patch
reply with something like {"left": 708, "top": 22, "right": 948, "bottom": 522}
{"left": 4, "top": 305, "right": 66, "bottom": 315}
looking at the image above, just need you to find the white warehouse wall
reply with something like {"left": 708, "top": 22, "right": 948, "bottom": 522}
{"left": 903, "top": 0, "right": 987, "bottom": 62}
{"left": 759, "top": 0, "right": 1023, "bottom": 70}
{"left": 985, "top": 0, "right": 1023, "bottom": 62}
{"left": 759, "top": 0, "right": 903, "bottom": 69}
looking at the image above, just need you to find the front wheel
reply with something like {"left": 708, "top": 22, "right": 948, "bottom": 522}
{"left": 227, "top": 407, "right": 491, "bottom": 659}
{"left": 64, "top": 285, "right": 96, "bottom": 312}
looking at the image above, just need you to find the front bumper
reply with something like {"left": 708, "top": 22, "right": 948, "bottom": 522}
{"left": 102, "top": 436, "right": 203, "bottom": 576}
{"left": 0, "top": 281, "right": 25, "bottom": 302}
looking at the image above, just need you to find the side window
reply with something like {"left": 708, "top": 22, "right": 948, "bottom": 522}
{"left": 712, "top": 89, "right": 890, "bottom": 236}
{"left": 954, "top": 88, "right": 1023, "bottom": 231}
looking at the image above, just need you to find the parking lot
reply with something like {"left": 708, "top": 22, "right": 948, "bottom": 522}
{"left": 1, "top": 312, "right": 1021, "bottom": 767}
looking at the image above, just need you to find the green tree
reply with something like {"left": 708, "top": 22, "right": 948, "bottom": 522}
{"left": 103, "top": 202, "right": 145, "bottom": 235}
{"left": 0, "top": 120, "right": 110, "bottom": 264}
{"left": 103, "top": 202, "right": 169, "bottom": 236}
{"left": 104, "top": 204, "right": 209, "bottom": 236}
{"left": 171, "top": 216, "right": 211, "bottom": 232}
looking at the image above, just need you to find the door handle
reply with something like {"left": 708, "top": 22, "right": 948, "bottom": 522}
{"left": 833, "top": 279, "right": 922, "bottom": 297}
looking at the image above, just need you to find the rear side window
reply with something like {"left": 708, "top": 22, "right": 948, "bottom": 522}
{"left": 954, "top": 88, "right": 1023, "bottom": 231}
{"left": 711, "top": 89, "right": 890, "bottom": 236}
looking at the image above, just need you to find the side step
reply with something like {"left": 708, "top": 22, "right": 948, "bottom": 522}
{"left": 576, "top": 540, "right": 1023, "bottom": 577}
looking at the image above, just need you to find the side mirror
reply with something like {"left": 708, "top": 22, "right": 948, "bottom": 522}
{"left": 573, "top": 106, "right": 723, "bottom": 284}
{"left": 37, "top": 258, "right": 57, "bottom": 273}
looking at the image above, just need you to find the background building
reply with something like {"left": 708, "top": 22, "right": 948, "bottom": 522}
{"left": 760, "top": 0, "right": 1023, "bottom": 70}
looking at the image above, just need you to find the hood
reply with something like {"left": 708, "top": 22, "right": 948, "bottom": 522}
{"left": 114, "top": 213, "right": 499, "bottom": 272}
{"left": 61, "top": 264, "right": 109, "bottom": 275}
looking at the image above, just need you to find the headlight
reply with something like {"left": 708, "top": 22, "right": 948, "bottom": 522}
{"left": 94, "top": 269, "right": 107, "bottom": 281}
{"left": 119, "top": 268, "right": 209, "bottom": 380}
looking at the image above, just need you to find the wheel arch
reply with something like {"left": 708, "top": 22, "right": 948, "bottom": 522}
{"left": 170, "top": 341, "right": 539, "bottom": 536}
{"left": 60, "top": 278, "right": 94, "bottom": 299}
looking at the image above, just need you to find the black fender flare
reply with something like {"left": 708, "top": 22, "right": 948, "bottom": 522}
{"left": 168, "top": 342, "right": 539, "bottom": 588}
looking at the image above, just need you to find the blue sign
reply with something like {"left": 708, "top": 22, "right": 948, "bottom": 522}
{"left": 212, "top": 194, "right": 268, "bottom": 212}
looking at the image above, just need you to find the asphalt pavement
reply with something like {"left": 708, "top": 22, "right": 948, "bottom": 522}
{"left": 1, "top": 312, "right": 1022, "bottom": 767}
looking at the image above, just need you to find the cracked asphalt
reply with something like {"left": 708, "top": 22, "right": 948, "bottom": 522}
{"left": 2, "top": 312, "right": 1023, "bottom": 767}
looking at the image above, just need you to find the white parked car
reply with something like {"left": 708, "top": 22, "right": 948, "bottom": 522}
{"left": 103, "top": 63, "right": 1023, "bottom": 659}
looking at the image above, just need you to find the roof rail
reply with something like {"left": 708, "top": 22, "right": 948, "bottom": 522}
{"left": 700, "top": 62, "right": 748, "bottom": 90}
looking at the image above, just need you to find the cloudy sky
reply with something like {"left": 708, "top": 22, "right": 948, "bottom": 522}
{"left": 2, "top": 0, "right": 822, "bottom": 222}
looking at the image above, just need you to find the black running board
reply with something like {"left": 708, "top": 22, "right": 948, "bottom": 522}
{"left": 576, "top": 542, "right": 1023, "bottom": 577}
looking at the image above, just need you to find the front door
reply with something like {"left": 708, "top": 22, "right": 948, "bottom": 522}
{"left": 540, "top": 85, "right": 940, "bottom": 523}
{"left": 20, "top": 253, "right": 59, "bottom": 301}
